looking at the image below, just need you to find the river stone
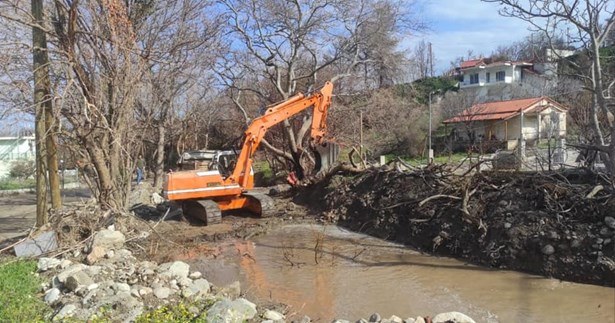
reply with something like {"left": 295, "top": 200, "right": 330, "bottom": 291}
{"left": 113, "top": 283, "right": 131, "bottom": 293}
{"left": 154, "top": 287, "right": 170, "bottom": 299}
{"left": 300, "top": 315, "right": 311, "bottom": 323}
{"left": 158, "top": 261, "right": 190, "bottom": 279}
{"left": 403, "top": 319, "right": 416, "bottom": 323}
{"left": 432, "top": 312, "right": 476, "bottom": 323}
{"left": 605, "top": 216, "right": 615, "bottom": 229}
{"left": 218, "top": 281, "right": 241, "bottom": 299}
{"left": 38, "top": 257, "right": 61, "bottom": 272}
{"left": 56, "top": 264, "right": 87, "bottom": 283}
{"left": 189, "top": 271, "right": 202, "bottom": 279}
{"left": 369, "top": 313, "right": 381, "bottom": 322}
{"left": 54, "top": 304, "right": 77, "bottom": 320}
{"left": 541, "top": 244, "right": 555, "bottom": 255}
{"left": 356, "top": 319, "right": 368, "bottom": 323}
{"left": 65, "top": 271, "right": 95, "bottom": 292}
{"left": 206, "top": 298, "right": 257, "bottom": 323}
{"left": 86, "top": 246, "right": 107, "bottom": 264}
{"left": 333, "top": 320, "right": 350, "bottom": 323}
{"left": 413, "top": 318, "right": 426, "bottom": 323}
{"left": 389, "top": 315, "right": 403, "bottom": 323}
{"left": 91, "top": 229, "right": 125, "bottom": 250}
{"left": 44, "top": 288, "right": 61, "bottom": 304}
{"left": 264, "top": 309, "right": 285, "bottom": 321}
{"left": 59, "top": 259, "right": 72, "bottom": 269}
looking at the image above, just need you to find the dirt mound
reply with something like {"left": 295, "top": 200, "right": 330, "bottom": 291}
{"left": 318, "top": 167, "right": 615, "bottom": 286}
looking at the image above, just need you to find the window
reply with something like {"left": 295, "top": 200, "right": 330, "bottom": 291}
{"left": 496, "top": 71, "right": 505, "bottom": 82}
{"left": 470, "top": 73, "right": 479, "bottom": 84}
{"left": 486, "top": 72, "right": 490, "bottom": 83}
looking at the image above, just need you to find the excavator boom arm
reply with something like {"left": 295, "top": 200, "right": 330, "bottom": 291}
{"left": 228, "top": 81, "right": 334, "bottom": 187}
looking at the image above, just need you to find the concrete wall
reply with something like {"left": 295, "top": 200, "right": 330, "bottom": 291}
{"left": 460, "top": 65, "right": 515, "bottom": 88}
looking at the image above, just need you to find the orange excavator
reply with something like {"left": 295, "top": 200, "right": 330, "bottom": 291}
{"left": 163, "top": 81, "right": 338, "bottom": 225}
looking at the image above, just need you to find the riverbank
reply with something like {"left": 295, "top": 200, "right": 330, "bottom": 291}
{"left": 312, "top": 167, "right": 615, "bottom": 287}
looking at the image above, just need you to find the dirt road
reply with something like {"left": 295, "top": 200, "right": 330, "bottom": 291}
{"left": 0, "top": 189, "right": 91, "bottom": 241}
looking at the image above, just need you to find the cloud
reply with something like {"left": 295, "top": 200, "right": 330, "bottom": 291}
{"left": 401, "top": 0, "right": 535, "bottom": 74}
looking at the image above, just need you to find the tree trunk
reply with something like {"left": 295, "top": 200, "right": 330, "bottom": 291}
{"left": 45, "top": 104, "right": 62, "bottom": 209}
{"left": 153, "top": 123, "right": 165, "bottom": 188}
{"left": 32, "top": 0, "right": 49, "bottom": 226}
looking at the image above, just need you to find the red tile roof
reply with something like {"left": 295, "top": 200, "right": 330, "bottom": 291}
{"left": 459, "top": 59, "right": 485, "bottom": 69}
{"left": 443, "top": 97, "right": 565, "bottom": 124}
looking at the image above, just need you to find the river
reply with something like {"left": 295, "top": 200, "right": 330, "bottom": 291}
{"left": 190, "top": 224, "right": 615, "bottom": 322}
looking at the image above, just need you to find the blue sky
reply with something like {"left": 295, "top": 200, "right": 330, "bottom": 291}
{"left": 406, "top": 0, "right": 535, "bottom": 74}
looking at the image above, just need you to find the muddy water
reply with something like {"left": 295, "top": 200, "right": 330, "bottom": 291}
{"left": 192, "top": 225, "right": 615, "bottom": 322}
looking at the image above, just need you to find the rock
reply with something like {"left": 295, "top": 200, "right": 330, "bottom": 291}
{"left": 91, "top": 229, "right": 125, "bottom": 250}
{"left": 15, "top": 231, "right": 58, "bottom": 257}
{"left": 151, "top": 192, "right": 165, "bottom": 204}
{"left": 56, "top": 265, "right": 87, "bottom": 284}
{"left": 86, "top": 246, "right": 107, "bottom": 264}
{"left": 264, "top": 309, "right": 285, "bottom": 321}
{"left": 65, "top": 271, "right": 95, "bottom": 292}
{"left": 504, "top": 222, "right": 512, "bottom": 229}
{"left": 54, "top": 304, "right": 77, "bottom": 320}
{"left": 432, "top": 312, "right": 476, "bottom": 323}
{"left": 59, "top": 259, "right": 72, "bottom": 269}
{"left": 106, "top": 250, "right": 115, "bottom": 258}
{"left": 604, "top": 216, "right": 615, "bottom": 230}
{"left": 154, "top": 287, "right": 170, "bottom": 299}
{"left": 139, "top": 287, "right": 153, "bottom": 296}
{"left": 158, "top": 261, "right": 190, "bottom": 279}
{"left": 403, "top": 319, "right": 416, "bottom": 323}
{"left": 217, "top": 281, "right": 241, "bottom": 299}
{"left": 570, "top": 239, "right": 582, "bottom": 249}
{"left": 333, "top": 320, "right": 350, "bottom": 323}
{"left": 300, "top": 315, "right": 311, "bottom": 323}
{"left": 356, "top": 319, "right": 368, "bottom": 323}
{"left": 38, "top": 257, "right": 61, "bottom": 272}
{"left": 113, "top": 283, "right": 131, "bottom": 293}
{"left": 541, "top": 244, "right": 555, "bottom": 255}
{"left": 189, "top": 271, "right": 202, "bottom": 279}
{"left": 87, "top": 283, "right": 99, "bottom": 291}
{"left": 369, "top": 313, "right": 382, "bottom": 322}
{"left": 413, "top": 318, "right": 425, "bottom": 323}
{"left": 178, "top": 277, "right": 192, "bottom": 288}
{"left": 84, "top": 265, "right": 102, "bottom": 277}
{"left": 183, "top": 278, "right": 211, "bottom": 299}
{"left": 44, "top": 288, "right": 61, "bottom": 304}
{"left": 389, "top": 316, "right": 403, "bottom": 323}
{"left": 206, "top": 298, "right": 257, "bottom": 323}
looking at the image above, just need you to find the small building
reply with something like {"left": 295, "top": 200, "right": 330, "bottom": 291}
{"left": 0, "top": 136, "right": 35, "bottom": 178}
{"left": 442, "top": 97, "right": 567, "bottom": 150}
{"left": 458, "top": 58, "right": 537, "bottom": 89}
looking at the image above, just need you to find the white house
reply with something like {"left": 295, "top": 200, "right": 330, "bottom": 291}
{"left": 458, "top": 58, "right": 536, "bottom": 89}
{"left": 0, "top": 136, "right": 35, "bottom": 178}
{"left": 443, "top": 97, "right": 567, "bottom": 150}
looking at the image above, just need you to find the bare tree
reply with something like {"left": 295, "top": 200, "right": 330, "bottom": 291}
{"left": 483, "top": 0, "right": 615, "bottom": 175}
{"left": 50, "top": 0, "right": 146, "bottom": 209}
{"left": 133, "top": 0, "right": 222, "bottom": 188}
{"left": 217, "top": 0, "right": 423, "bottom": 178}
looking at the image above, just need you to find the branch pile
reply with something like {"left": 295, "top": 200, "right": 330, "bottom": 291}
{"left": 320, "top": 166, "right": 615, "bottom": 286}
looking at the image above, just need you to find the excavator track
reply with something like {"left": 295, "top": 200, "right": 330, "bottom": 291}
{"left": 181, "top": 199, "right": 222, "bottom": 225}
{"left": 243, "top": 192, "right": 276, "bottom": 218}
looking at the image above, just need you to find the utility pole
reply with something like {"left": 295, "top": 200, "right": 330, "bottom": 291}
{"left": 428, "top": 91, "right": 435, "bottom": 163}
{"left": 428, "top": 42, "right": 434, "bottom": 78}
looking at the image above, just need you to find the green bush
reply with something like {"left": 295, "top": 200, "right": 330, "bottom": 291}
{"left": 0, "top": 259, "right": 49, "bottom": 322}
{"left": 0, "top": 178, "right": 36, "bottom": 190}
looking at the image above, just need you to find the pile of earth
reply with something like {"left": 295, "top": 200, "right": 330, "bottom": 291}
{"left": 312, "top": 166, "right": 615, "bottom": 287}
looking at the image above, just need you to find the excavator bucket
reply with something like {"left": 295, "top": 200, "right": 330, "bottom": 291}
{"left": 313, "top": 142, "right": 340, "bottom": 174}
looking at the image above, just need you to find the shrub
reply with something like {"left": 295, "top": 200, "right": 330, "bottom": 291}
{"left": 9, "top": 160, "right": 35, "bottom": 179}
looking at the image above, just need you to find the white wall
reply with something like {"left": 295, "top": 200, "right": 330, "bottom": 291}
{"left": 0, "top": 137, "right": 35, "bottom": 179}
{"left": 460, "top": 65, "right": 515, "bottom": 88}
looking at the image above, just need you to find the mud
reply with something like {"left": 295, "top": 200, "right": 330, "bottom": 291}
{"left": 313, "top": 167, "right": 615, "bottom": 287}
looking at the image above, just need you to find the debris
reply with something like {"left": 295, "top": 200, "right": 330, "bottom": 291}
{"left": 14, "top": 231, "right": 58, "bottom": 257}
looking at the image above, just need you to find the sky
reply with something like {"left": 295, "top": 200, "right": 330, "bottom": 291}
{"left": 407, "top": 0, "right": 536, "bottom": 74}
